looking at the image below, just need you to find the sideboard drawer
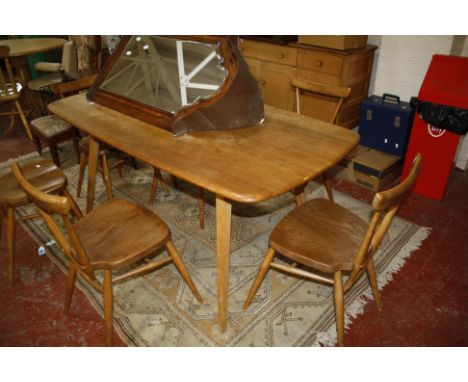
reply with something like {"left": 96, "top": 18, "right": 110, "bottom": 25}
{"left": 240, "top": 40, "right": 297, "bottom": 66}
{"left": 297, "top": 50, "right": 344, "bottom": 77}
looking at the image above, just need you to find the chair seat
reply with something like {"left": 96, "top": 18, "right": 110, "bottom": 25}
{"left": 31, "top": 115, "right": 73, "bottom": 138}
{"left": 74, "top": 199, "right": 171, "bottom": 270}
{"left": 0, "top": 159, "right": 67, "bottom": 207}
{"left": 270, "top": 198, "right": 368, "bottom": 273}
{"left": 28, "top": 72, "right": 64, "bottom": 91}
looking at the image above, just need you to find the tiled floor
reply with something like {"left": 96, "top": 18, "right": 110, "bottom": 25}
{"left": 0, "top": 126, "right": 467, "bottom": 346}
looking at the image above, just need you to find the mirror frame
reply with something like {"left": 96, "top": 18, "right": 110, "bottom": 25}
{"left": 87, "top": 35, "right": 241, "bottom": 132}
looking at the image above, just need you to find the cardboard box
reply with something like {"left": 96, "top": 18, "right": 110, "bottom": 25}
{"left": 339, "top": 144, "right": 371, "bottom": 167}
{"left": 348, "top": 148, "right": 403, "bottom": 192}
{"left": 298, "top": 35, "right": 368, "bottom": 50}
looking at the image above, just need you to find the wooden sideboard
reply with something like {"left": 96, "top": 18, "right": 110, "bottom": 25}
{"left": 240, "top": 38, "right": 377, "bottom": 128}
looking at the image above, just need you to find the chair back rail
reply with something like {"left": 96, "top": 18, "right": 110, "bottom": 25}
{"left": 11, "top": 161, "right": 95, "bottom": 278}
{"left": 291, "top": 77, "right": 351, "bottom": 123}
{"left": 0, "top": 46, "right": 19, "bottom": 100}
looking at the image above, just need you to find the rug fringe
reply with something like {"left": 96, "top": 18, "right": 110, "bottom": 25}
{"left": 313, "top": 226, "right": 431, "bottom": 347}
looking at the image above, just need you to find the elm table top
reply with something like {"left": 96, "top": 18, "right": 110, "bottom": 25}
{"left": 49, "top": 93, "right": 359, "bottom": 204}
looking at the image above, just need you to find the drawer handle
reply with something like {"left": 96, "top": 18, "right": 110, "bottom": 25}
{"left": 315, "top": 60, "right": 323, "bottom": 67}
{"left": 278, "top": 53, "right": 285, "bottom": 59}
{"left": 258, "top": 80, "right": 266, "bottom": 86}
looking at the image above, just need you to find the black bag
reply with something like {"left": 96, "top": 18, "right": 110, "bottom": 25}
{"left": 410, "top": 97, "right": 468, "bottom": 135}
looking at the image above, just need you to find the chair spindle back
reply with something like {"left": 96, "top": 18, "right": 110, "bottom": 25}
{"left": 346, "top": 153, "right": 423, "bottom": 288}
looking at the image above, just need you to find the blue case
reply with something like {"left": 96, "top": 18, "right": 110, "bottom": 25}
{"left": 358, "top": 94, "right": 414, "bottom": 156}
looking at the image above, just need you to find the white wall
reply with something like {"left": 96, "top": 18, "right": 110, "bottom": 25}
{"left": 367, "top": 35, "right": 456, "bottom": 102}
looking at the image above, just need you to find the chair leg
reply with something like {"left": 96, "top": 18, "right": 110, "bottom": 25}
{"left": 49, "top": 145, "right": 60, "bottom": 167}
{"left": 77, "top": 151, "right": 87, "bottom": 197}
{"left": 64, "top": 264, "right": 77, "bottom": 314}
{"left": 166, "top": 240, "right": 203, "bottom": 303}
{"left": 100, "top": 154, "right": 113, "bottom": 200}
{"left": 32, "top": 135, "right": 42, "bottom": 156}
{"left": 159, "top": 173, "right": 170, "bottom": 194}
{"left": 366, "top": 258, "right": 382, "bottom": 311}
{"left": 6, "top": 207, "right": 15, "bottom": 284}
{"left": 171, "top": 175, "right": 179, "bottom": 189}
{"left": 72, "top": 132, "right": 80, "bottom": 164}
{"left": 14, "top": 99, "right": 33, "bottom": 140}
{"left": 198, "top": 187, "right": 205, "bottom": 229}
{"left": 322, "top": 173, "right": 334, "bottom": 202}
{"left": 243, "top": 247, "right": 276, "bottom": 310}
{"left": 103, "top": 269, "right": 113, "bottom": 346}
{"left": 333, "top": 271, "right": 345, "bottom": 347}
{"left": 148, "top": 168, "right": 160, "bottom": 205}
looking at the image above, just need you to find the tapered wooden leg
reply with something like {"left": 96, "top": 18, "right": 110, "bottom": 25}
{"left": 171, "top": 175, "right": 179, "bottom": 189}
{"left": 72, "top": 131, "right": 80, "bottom": 164}
{"left": 333, "top": 271, "right": 345, "bottom": 347}
{"left": 86, "top": 137, "right": 99, "bottom": 212}
{"left": 77, "top": 151, "right": 87, "bottom": 197}
{"left": 6, "top": 207, "right": 15, "bottom": 284}
{"left": 148, "top": 168, "right": 160, "bottom": 204}
{"left": 100, "top": 154, "right": 113, "bottom": 200}
{"left": 322, "top": 173, "right": 334, "bottom": 202}
{"left": 166, "top": 240, "right": 203, "bottom": 303}
{"left": 159, "top": 172, "right": 170, "bottom": 194}
{"left": 294, "top": 183, "right": 306, "bottom": 206}
{"left": 14, "top": 99, "right": 32, "bottom": 140}
{"left": 216, "top": 195, "right": 232, "bottom": 332}
{"left": 103, "top": 269, "right": 113, "bottom": 346}
{"left": 243, "top": 247, "right": 276, "bottom": 310}
{"left": 64, "top": 264, "right": 77, "bottom": 314}
{"left": 62, "top": 189, "right": 83, "bottom": 220}
{"left": 198, "top": 188, "right": 205, "bottom": 229}
{"left": 367, "top": 258, "right": 382, "bottom": 310}
{"left": 50, "top": 145, "right": 60, "bottom": 167}
{"left": 32, "top": 135, "right": 42, "bottom": 156}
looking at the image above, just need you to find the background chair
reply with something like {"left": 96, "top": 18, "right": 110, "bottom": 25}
{"left": 28, "top": 40, "right": 78, "bottom": 95}
{"left": 12, "top": 161, "right": 203, "bottom": 346}
{"left": 0, "top": 158, "right": 79, "bottom": 284}
{"left": 291, "top": 78, "right": 351, "bottom": 202}
{"left": 244, "top": 154, "right": 422, "bottom": 346}
{"left": 0, "top": 45, "right": 33, "bottom": 139}
{"left": 30, "top": 75, "right": 96, "bottom": 167}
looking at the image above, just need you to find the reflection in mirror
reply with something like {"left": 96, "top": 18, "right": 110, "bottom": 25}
{"left": 99, "top": 36, "right": 227, "bottom": 114}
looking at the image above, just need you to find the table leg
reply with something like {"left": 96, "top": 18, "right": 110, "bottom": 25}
{"left": 86, "top": 136, "right": 99, "bottom": 213}
{"left": 294, "top": 183, "right": 306, "bottom": 206}
{"left": 215, "top": 195, "right": 232, "bottom": 332}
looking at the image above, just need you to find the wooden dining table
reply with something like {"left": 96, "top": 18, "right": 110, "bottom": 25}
{"left": 48, "top": 93, "right": 359, "bottom": 332}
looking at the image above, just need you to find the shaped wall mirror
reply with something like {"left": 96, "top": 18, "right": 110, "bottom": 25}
{"left": 87, "top": 35, "right": 264, "bottom": 136}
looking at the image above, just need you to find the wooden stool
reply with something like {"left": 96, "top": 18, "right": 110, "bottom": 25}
{"left": 0, "top": 159, "right": 78, "bottom": 284}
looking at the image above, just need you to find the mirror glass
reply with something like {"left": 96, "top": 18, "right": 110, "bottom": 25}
{"left": 99, "top": 36, "right": 227, "bottom": 114}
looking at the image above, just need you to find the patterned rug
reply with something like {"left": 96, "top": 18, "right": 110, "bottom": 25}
{"left": 5, "top": 146, "right": 431, "bottom": 346}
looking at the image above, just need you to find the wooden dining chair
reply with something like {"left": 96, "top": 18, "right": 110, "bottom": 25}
{"left": 12, "top": 161, "right": 203, "bottom": 346}
{"left": 244, "top": 154, "right": 422, "bottom": 346}
{"left": 0, "top": 45, "right": 33, "bottom": 139}
{"left": 291, "top": 78, "right": 351, "bottom": 202}
{"left": 0, "top": 159, "right": 79, "bottom": 284}
{"left": 30, "top": 75, "right": 97, "bottom": 167}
